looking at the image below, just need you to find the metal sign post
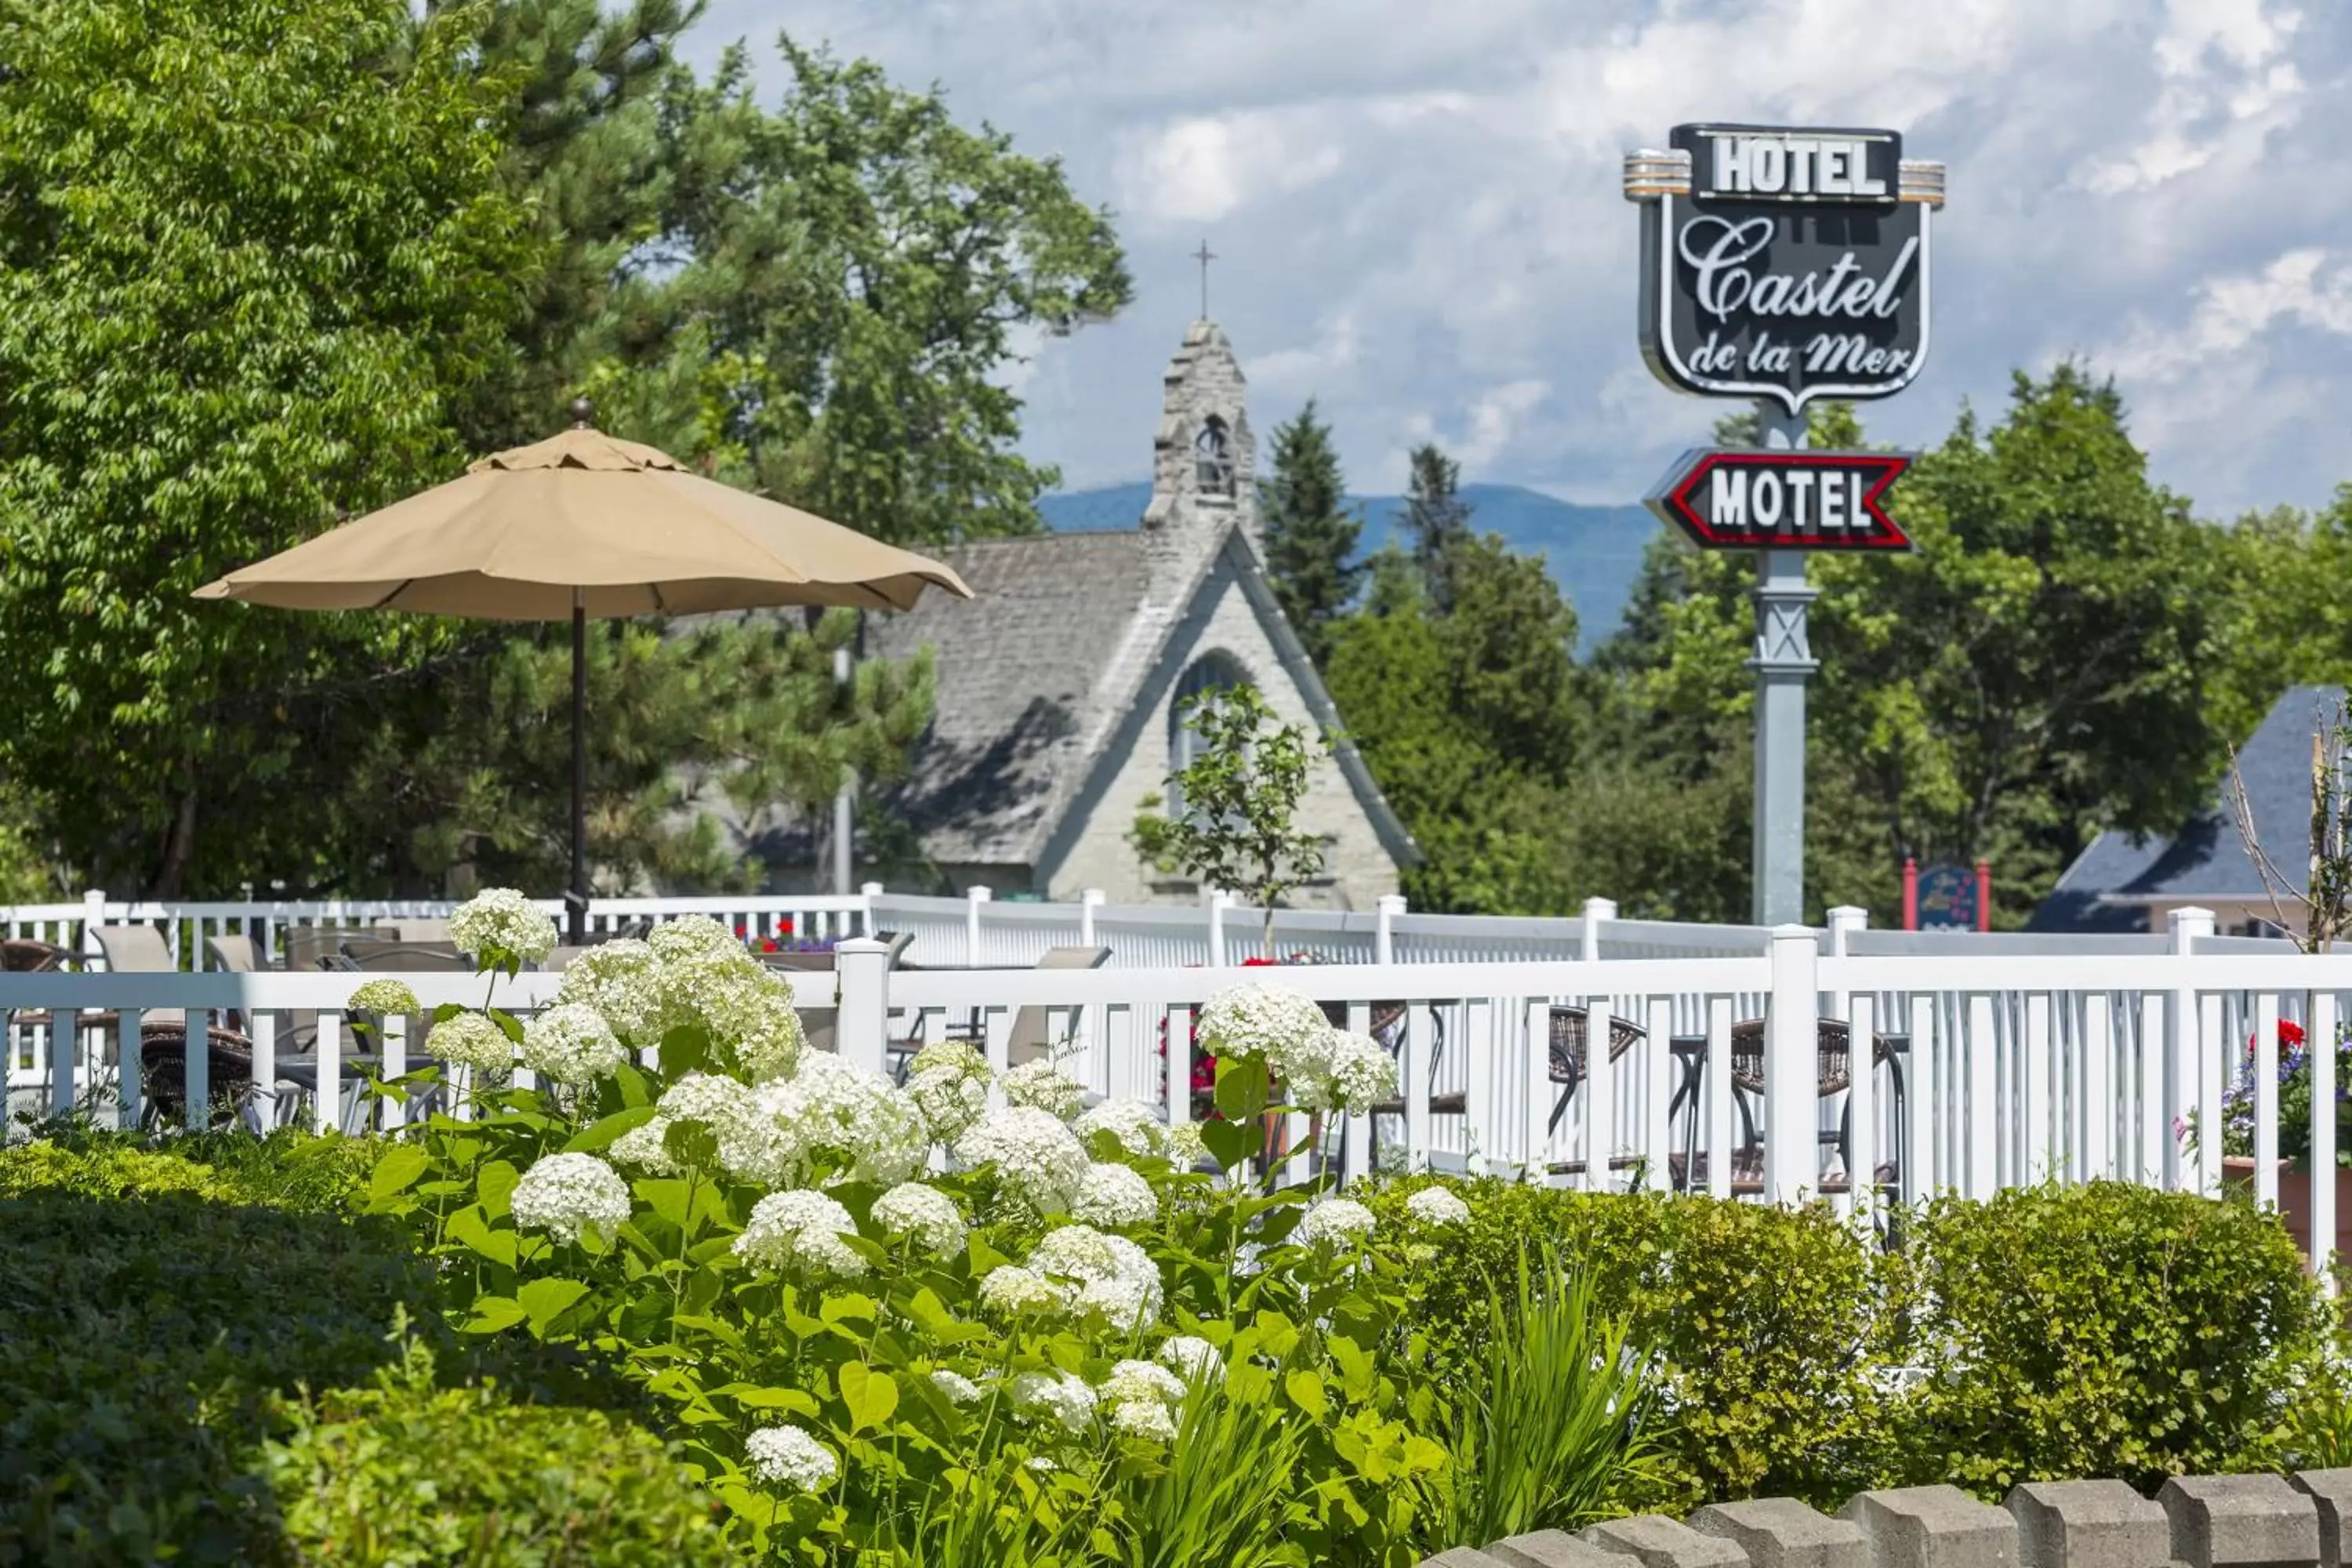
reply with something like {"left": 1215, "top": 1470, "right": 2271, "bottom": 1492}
{"left": 1626, "top": 124, "right": 1946, "bottom": 924}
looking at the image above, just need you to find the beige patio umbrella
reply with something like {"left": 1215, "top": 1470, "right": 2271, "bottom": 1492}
{"left": 196, "top": 405, "right": 972, "bottom": 938}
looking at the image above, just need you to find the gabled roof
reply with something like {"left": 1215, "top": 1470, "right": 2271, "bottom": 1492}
{"left": 863, "top": 517, "right": 1420, "bottom": 877}
{"left": 2030, "top": 684, "right": 2345, "bottom": 930}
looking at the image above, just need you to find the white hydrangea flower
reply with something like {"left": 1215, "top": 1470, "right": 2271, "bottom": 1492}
{"left": 929, "top": 1369, "right": 982, "bottom": 1405}
{"left": 757, "top": 1054, "right": 925, "bottom": 1186}
{"left": 1009, "top": 1370, "right": 1098, "bottom": 1434}
{"left": 908, "top": 1040, "right": 988, "bottom": 1079}
{"left": 745, "top": 1424, "right": 837, "bottom": 1492}
{"left": 1293, "top": 1029, "right": 1399, "bottom": 1113}
{"left": 1109, "top": 1396, "right": 1178, "bottom": 1442}
{"left": 956, "top": 1105, "right": 1089, "bottom": 1214}
{"left": 1157, "top": 1335, "right": 1223, "bottom": 1381}
{"left": 347, "top": 979, "right": 420, "bottom": 1016}
{"left": 734, "top": 1189, "right": 866, "bottom": 1278}
{"left": 1072, "top": 1099, "right": 1170, "bottom": 1159}
{"left": 1103, "top": 1359, "right": 1186, "bottom": 1407}
{"left": 1405, "top": 1185, "right": 1472, "bottom": 1226}
{"left": 428, "top": 1011, "right": 515, "bottom": 1073}
{"left": 909, "top": 1063, "right": 991, "bottom": 1145}
{"left": 510, "top": 1152, "right": 631, "bottom": 1244}
{"left": 520, "top": 1003, "right": 627, "bottom": 1083}
{"left": 1072, "top": 1162, "right": 1158, "bottom": 1228}
{"left": 872, "top": 1181, "right": 967, "bottom": 1257}
{"left": 1197, "top": 981, "right": 1333, "bottom": 1085}
{"left": 977, "top": 1265, "right": 1062, "bottom": 1316}
{"left": 1294, "top": 1197, "right": 1377, "bottom": 1247}
{"left": 1029, "top": 1223, "right": 1163, "bottom": 1331}
{"left": 608, "top": 1116, "right": 678, "bottom": 1175}
{"left": 449, "top": 888, "right": 558, "bottom": 964}
{"left": 659, "top": 946, "right": 805, "bottom": 1083}
{"left": 554, "top": 938, "right": 662, "bottom": 1047}
{"left": 646, "top": 915, "right": 742, "bottom": 964}
{"left": 1002, "top": 1058, "right": 1084, "bottom": 1121}
{"left": 1165, "top": 1120, "right": 1207, "bottom": 1167}
{"left": 658, "top": 1073, "right": 782, "bottom": 1183}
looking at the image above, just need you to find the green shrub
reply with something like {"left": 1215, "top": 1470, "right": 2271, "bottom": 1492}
{"left": 0, "top": 1145, "right": 429, "bottom": 1563}
{"left": 1889, "top": 1180, "right": 2330, "bottom": 1494}
{"left": 267, "top": 1338, "right": 739, "bottom": 1566}
{"left": 1365, "top": 1178, "right": 1888, "bottom": 1508}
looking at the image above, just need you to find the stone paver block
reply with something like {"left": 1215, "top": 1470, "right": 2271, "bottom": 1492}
{"left": 2158, "top": 1475, "right": 2320, "bottom": 1568}
{"left": 1842, "top": 1485, "right": 2020, "bottom": 1568}
{"left": 1587, "top": 1514, "right": 1755, "bottom": 1568}
{"left": 1486, "top": 1532, "right": 1642, "bottom": 1568}
{"left": 2005, "top": 1479, "right": 2172, "bottom": 1568}
{"left": 1691, "top": 1498, "right": 1869, "bottom": 1568}
{"left": 1421, "top": 1551, "right": 1511, "bottom": 1568}
{"left": 2291, "top": 1472, "right": 2352, "bottom": 1568}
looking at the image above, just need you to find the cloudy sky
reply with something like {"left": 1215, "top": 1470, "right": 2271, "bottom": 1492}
{"left": 685, "top": 0, "right": 2346, "bottom": 518}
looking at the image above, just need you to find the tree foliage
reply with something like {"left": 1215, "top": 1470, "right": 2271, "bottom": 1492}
{"left": 0, "top": 0, "right": 1123, "bottom": 897}
{"left": 1260, "top": 400, "right": 1363, "bottom": 665}
{"left": 1130, "top": 684, "right": 1327, "bottom": 955}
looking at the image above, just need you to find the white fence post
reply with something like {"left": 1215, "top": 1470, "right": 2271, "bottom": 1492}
{"left": 2312, "top": 989, "right": 2339, "bottom": 1294}
{"left": 1376, "top": 894, "right": 1406, "bottom": 966}
{"left": 1080, "top": 888, "right": 1105, "bottom": 949}
{"left": 1580, "top": 898, "right": 1617, "bottom": 962}
{"left": 860, "top": 882, "right": 884, "bottom": 937}
{"left": 836, "top": 937, "right": 890, "bottom": 1079}
{"left": 80, "top": 888, "right": 106, "bottom": 968}
{"left": 1766, "top": 924, "right": 1820, "bottom": 1206}
{"left": 1207, "top": 891, "right": 1232, "bottom": 967}
{"left": 2165, "top": 906, "right": 2214, "bottom": 1193}
{"left": 964, "top": 886, "right": 992, "bottom": 967}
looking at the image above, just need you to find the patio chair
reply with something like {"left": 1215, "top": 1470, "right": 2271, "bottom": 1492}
{"left": 283, "top": 924, "right": 387, "bottom": 971}
{"left": 1367, "top": 1001, "right": 1465, "bottom": 1119}
{"left": 1666, "top": 1017, "right": 1906, "bottom": 1196}
{"left": 137, "top": 1022, "right": 260, "bottom": 1128}
{"left": 1542, "top": 1005, "right": 1659, "bottom": 1181}
{"left": 341, "top": 938, "right": 469, "bottom": 970}
{"left": 1004, "top": 946, "right": 1112, "bottom": 1067}
{"left": 2, "top": 938, "right": 72, "bottom": 1075}
{"left": 204, "top": 933, "right": 261, "bottom": 973}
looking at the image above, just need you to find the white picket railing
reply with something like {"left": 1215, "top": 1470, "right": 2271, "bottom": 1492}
{"left": 5, "top": 906, "right": 2339, "bottom": 1283}
{"left": 0, "top": 887, "right": 1787, "bottom": 974}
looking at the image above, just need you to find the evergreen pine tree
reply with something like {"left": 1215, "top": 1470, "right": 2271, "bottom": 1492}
{"left": 1259, "top": 398, "right": 1362, "bottom": 665}
{"left": 1401, "top": 441, "right": 1473, "bottom": 613}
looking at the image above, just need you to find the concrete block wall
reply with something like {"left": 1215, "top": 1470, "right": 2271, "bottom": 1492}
{"left": 1421, "top": 1471, "right": 2352, "bottom": 1568}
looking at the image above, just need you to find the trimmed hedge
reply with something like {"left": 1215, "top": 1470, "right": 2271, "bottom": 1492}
{"left": 1367, "top": 1180, "right": 1887, "bottom": 1508}
{"left": 1890, "top": 1181, "right": 2332, "bottom": 1494}
{"left": 0, "top": 1135, "right": 724, "bottom": 1566}
{"left": 267, "top": 1341, "right": 736, "bottom": 1566}
{"left": 1368, "top": 1175, "right": 2332, "bottom": 1508}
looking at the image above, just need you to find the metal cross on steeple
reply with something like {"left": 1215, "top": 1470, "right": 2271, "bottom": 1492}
{"left": 1191, "top": 238, "right": 1217, "bottom": 319}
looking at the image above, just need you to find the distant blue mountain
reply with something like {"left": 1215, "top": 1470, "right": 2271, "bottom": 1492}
{"left": 1034, "top": 481, "right": 1659, "bottom": 652}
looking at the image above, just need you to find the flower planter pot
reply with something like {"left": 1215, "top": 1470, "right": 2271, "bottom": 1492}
{"left": 2221, "top": 1156, "right": 2352, "bottom": 1272}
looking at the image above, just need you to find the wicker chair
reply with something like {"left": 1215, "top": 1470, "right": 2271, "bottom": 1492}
{"left": 139, "top": 1022, "right": 258, "bottom": 1127}
{"left": 1367, "top": 1001, "right": 1466, "bottom": 1119}
{"left": 1688, "top": 1017, "right": 1905, "bottom": 1196}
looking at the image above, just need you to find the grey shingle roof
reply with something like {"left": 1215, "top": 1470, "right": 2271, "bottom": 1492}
{"left": 2030, "top": 684, "right": 2347, "bottom": 930}
{"left": 864, "top": 530, "right": 1158, "bottom": 867}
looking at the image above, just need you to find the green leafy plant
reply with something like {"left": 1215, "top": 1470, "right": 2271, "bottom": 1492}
{"left": 1435, "top": 1246, "right": 1665, "bottom": 1547}
{"left": 1889, "top": 1180, "right": 2330, "bottom": 1494}
{"left": 1131, "top": 683, "right": 1329, "bottom": 956}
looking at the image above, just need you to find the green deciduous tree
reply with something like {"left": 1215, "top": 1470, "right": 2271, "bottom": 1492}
{"left": 1130, "top": 684, "right": 1327, "bottom": 956}
{"left": 1260, "top": 400, "right": 1363, "bottom": 664}
{"left": 0, "top": 0, "right": 540, "bottom": 895}
{"left": 1403, "top": 442, "right": 1474, "bottom": 614}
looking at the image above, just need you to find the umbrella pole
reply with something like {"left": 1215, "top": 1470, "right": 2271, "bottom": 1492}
{"left": 568, "top": 589, "right": 588, "bottom": 946}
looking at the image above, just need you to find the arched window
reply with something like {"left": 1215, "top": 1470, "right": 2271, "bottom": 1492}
{"left": 1167, "top": 651, "right": 1250, "bottom": 820}
{"left": 1193, "top": 416, "right": 1235, "bottom": 498}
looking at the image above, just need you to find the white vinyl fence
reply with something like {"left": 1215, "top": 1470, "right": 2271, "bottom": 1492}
{"left": 4, "top": 905, "right": 2339, "bottom": 1281}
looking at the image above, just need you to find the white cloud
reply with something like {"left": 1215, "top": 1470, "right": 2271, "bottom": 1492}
{"left": 691, "top": 0, "right": 2352, "bottom": 519}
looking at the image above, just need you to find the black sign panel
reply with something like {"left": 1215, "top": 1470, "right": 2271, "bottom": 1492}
{"left": 1637, "top": 125, "right": 1929, "bottom": 412}
{"left": 1644, "top": 448, "right": 1912, "bottom": 551}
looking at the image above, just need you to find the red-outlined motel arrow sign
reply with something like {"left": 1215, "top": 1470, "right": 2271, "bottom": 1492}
{"left": 1643, "top": 448, "right": 1913, "bottom": 550}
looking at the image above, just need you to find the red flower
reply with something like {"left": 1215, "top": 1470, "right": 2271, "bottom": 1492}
{"left": 2246, "top": 1018, "right": 2309, "bottom": 1056}
{"left": 780, "top": 917, "right": 795, "bottom": 936}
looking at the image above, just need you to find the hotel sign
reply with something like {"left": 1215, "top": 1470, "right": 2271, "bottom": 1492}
{"left": 1627, "top": 125, "right": 1942, "bottom": 412}
{"left": 1645, "top": 449, "right": 1913, "bottom": 552}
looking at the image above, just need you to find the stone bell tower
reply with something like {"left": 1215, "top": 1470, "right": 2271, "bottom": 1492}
{"left": 1141, "top": 318, "right": 1260, "bottom": 586}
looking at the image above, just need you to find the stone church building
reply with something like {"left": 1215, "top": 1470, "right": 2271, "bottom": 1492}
{"left": 844, "top": 317, "right": 1418, "bottom": 907}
